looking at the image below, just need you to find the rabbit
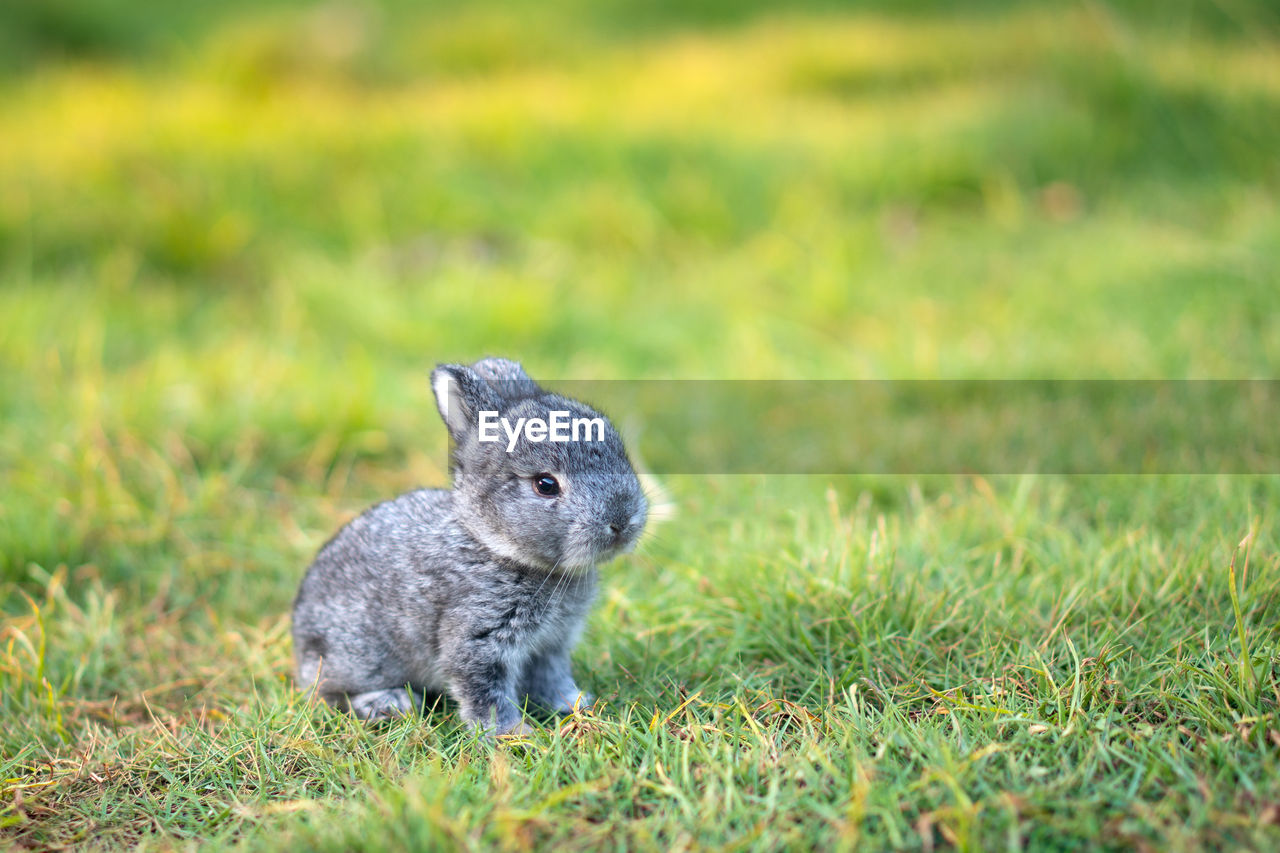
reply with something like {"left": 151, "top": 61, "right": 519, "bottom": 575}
{"left": 291, "top": 358, "right": 648, "bottom": 736}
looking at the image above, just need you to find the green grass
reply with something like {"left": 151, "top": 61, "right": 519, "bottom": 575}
{"left": 2, "top": 0, "right": 1279, "bottom": 849}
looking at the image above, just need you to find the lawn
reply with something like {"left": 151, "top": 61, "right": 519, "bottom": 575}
{"left": 2, "top": 0, "right": 1279, "bottom": 849}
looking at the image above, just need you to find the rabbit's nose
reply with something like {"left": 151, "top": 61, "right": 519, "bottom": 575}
{"left": 604, "top": 493, "right": 633, "bottom": 535}
{"left": 604, "top": 521, "right": 626, "bottom": 546}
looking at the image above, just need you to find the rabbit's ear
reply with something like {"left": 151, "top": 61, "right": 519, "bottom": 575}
{"left": 471, "top": 357, "right": 541, "bottom": 401}
{"left": 432, "top": 364, "right": 501, "bottom": 442}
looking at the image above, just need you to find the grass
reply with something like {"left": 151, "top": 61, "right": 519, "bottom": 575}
{"left": 2, "top": 0, "right": 1279, "bottom": 849}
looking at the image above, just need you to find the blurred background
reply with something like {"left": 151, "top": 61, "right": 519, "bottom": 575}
{"left": 1, "top": 0, "right": 1278, "bottom": 596}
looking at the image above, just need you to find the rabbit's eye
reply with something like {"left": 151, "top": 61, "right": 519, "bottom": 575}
{"left": 533, "top": 474, "right": 561, "bottom": 497}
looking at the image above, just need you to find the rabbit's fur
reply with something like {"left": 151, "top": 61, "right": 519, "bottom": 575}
{"left": 292, "top": 358, "right": 647, "bottom": 735}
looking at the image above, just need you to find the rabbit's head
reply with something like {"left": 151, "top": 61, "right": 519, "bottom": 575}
{"left": 431, "top": 358, "right": 647, "bottom": 572}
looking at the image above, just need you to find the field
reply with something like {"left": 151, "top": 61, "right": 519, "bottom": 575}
{"left": 2, "top": 0, "right": 1279, "bottom": 849}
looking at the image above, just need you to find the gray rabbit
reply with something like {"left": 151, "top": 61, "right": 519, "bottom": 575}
{"left": 291, "top": 358, "right": 647, "bottom": 736}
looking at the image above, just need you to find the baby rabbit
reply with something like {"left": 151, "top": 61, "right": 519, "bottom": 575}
{"left": 292, "top": 358, "right": 647, "bottom": 736}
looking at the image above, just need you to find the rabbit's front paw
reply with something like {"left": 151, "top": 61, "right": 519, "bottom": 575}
{"left": 553, "top": 691, "right": 594, "bottom": 714}
{"left": 496, "top": 719, "right": 536, "bottom": 738}
{"left": 348, "top": 688, "right": 416, "bottom": 721}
